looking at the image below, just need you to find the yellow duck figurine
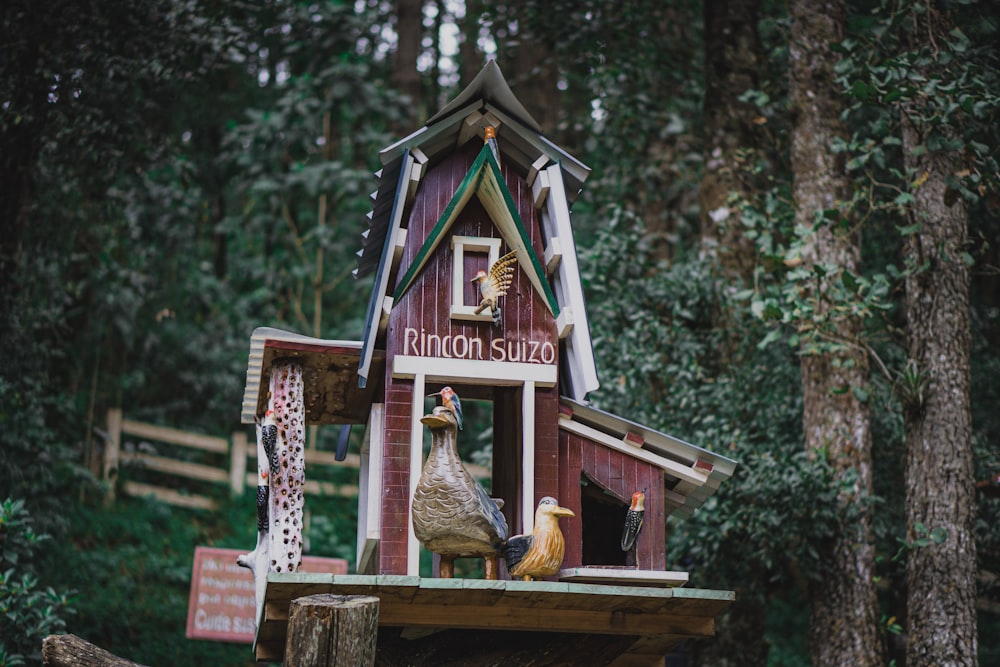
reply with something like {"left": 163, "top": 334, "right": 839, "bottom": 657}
{"left": 502, "top": 497, "right": 575, "bottom": 581}
{"left": 411, "top": 403, "right": 508, "bottom": 579}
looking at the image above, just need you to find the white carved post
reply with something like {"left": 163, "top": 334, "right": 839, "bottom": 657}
{"left": 237, "top": 359, "right": 306, "bottom": 625}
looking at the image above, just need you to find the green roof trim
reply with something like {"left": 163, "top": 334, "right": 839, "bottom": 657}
{"left": 391, "top": 144, "right": 560, "bottom": 317}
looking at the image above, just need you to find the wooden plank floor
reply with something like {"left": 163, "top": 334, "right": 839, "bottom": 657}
{"left": 255, "top": 574, "right": 734, "bottom": 663}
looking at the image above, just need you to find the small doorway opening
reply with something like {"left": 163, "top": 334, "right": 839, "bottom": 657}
{"left": 580, "top": 474, "right": 629, "bottom": 567}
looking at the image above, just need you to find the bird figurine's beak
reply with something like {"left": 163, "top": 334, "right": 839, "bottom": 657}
{"left": 552, "top": 506, "right": 575, "bottom": 518}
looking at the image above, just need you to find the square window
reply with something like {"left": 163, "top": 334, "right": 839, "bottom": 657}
{"left": 450, "top": 235, "right": 502, "bottom": 322}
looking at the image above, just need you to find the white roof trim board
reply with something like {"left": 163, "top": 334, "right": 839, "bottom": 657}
{"left": 542, "top": 164, "right": 599, "bottom": 399}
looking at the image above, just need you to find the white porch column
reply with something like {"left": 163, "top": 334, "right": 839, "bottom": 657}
{"left": 407, "top": 374, "right": 426, "bottom": 576}
{"left": 521, "top": 381, "right": 536, "bottom": 533}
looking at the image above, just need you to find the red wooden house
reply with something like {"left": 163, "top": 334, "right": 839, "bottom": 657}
{"left": 240, "top": 61, "right": 736, "bottom": 662}
{"left": 350, "top": 60, "right": 735, "bottom": 580}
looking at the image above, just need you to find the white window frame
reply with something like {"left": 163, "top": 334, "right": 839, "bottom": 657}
{"left": 450, "top": 235, "right": 502, "bottom": 322}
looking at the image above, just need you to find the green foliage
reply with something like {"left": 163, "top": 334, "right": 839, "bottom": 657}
{"left": 43, "top": 496, "right": 258, "bottom": 666}
{"left": 582, "top": 208, "right": 849, "bottom": 597}
{"left": 40, "top": 490, "right": 356, "bottom": 666}
{"left": 0, "top": 499, "right": 74, "bottom": 666}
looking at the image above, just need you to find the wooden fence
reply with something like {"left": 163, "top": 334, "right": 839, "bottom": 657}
{"left": 101, "top": 408, "right": 360, "bottom": 510}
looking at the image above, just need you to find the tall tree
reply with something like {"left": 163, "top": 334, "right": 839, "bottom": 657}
{"left": 787, "top": 1, "right": 882, "bottom": 665}
{"left": 899, "top": 4, "right": 978, "bottom": 665}
{"left": 504, "top": 1, "right": 560, "bottom": 132}
{"left": 692, "top": 2, "right": 768, "bottom": 664}
{"left": 393, "top": 0, "right": 424, "bottom": 126}
{"left": 698, "top": 0, "right": 762, "bottom": 281}
{"left": 459, "top": 0, "right": 484, "bottom": 86}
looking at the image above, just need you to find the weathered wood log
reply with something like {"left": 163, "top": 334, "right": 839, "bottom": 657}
{"left": 42, "top": 634, "right": 148, "bottom": 667}
{"left": 284, "top": 594, "right": 379, "bottom": 667}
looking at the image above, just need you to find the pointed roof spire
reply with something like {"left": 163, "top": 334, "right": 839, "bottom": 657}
{"left": 425, "top": 60, "right": 543, "bottom": 133}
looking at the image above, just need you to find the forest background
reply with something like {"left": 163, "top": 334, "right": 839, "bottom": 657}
{"left": 1, "top": 0, "right": 998, "bottom": 665}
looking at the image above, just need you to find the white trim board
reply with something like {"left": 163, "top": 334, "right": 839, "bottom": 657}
{"left": 392, "top": 355, "right": 557, "bottom": 387}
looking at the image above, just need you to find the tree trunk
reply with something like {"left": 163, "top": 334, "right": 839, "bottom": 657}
{"left": 698, "top": 0, "right": 762, "bottom": 281}
{"left": 691, "top": 5, "right": 769, "bottom": 663}
{"left": 506, "top": 1, "right": 560, "bottom": 134}
{"left": 393, "top": 0, "right": 423, "bottom": 128}
{"left": 788, "top": 2, "right": 882, "bottom": 665}
{"left": 901, "top": 9, "right": 977, "bottom": 665}
{"left": 459, "top": 0, "right": 482, "bottom": 87}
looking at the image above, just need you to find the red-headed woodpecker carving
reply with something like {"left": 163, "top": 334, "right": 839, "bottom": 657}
{"left": 621, "top": 490, "right": 646, "bottom": 551}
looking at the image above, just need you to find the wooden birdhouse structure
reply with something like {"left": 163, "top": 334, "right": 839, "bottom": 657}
{"left": 240, "top": 61, "right": 737, "bottom": 664}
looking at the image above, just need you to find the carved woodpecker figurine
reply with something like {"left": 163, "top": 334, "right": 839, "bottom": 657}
{"left": 502, "top": 497, "right": 575, "bottom": 581}
{"left": 259, "top": 409, "right": 280, "bottom": 478}
{"left": 428, "top": 385, "right": 464, "bottom": 430}
{"left": 620, "top": 489, "right": 646, "bottom": 551}
{"left": 472, "top": 250, "right": 517, "bottom": 327}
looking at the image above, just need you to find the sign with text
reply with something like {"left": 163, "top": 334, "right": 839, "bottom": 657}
{"left": 403, "top": 326, "right": 557, "bottom": 364}
{"left": 186, "top": 546, "right": 347, "bottom": 643}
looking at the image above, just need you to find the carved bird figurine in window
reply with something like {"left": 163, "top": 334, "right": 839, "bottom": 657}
{"left": 472, "top": 250, "right": 517, "bottom": 327}
{"left": 502, "top": 497, "right": 575, "bottom": 581}
{"left": 411, "top": 401, "right": 508, "bottom": 579}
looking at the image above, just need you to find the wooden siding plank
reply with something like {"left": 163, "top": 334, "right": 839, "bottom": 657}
{"left": 559, "top": 432, "right": 584, "bottom": 569}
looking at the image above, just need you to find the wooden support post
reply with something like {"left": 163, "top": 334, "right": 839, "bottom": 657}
{"left": 284, "top": 595, "right": 379, "bottom": 667}
{"left": 103, "top": 408, "right": 122, "bottom": 507}
{"left": 230, "top": 430, "right": 248, "bottom": 497}
{"left": 238, "top": 359, "right": 306, "bottom": 625}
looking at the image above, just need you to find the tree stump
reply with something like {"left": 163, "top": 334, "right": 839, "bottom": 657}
{"left": 284, "top": 594, "right": 379, "bottom": 667}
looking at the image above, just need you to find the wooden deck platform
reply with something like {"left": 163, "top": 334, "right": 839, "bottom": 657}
{"left": 255, "top": 573, "right": 734, "bottom": 664}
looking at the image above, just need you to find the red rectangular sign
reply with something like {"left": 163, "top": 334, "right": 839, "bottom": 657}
{"left": 186, "top": 546, "right": 348, "bottom": 643}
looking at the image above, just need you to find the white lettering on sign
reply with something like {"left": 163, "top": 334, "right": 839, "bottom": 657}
{"left": 404, "top": 327, "right": 556, "bottom": 365}
{"left": 187, "top": 546, "right": 347, "bottom": 644}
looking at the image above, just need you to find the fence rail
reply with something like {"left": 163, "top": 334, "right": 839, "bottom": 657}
{"left": 101, "top": 408, "right": 358, "bottom": 510}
